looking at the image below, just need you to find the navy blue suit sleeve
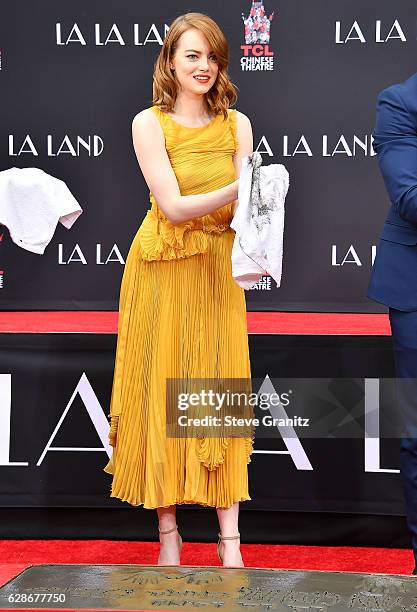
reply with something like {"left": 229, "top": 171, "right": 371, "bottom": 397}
{"left": 373, "top": 85, "right": 417, "bottom": 226}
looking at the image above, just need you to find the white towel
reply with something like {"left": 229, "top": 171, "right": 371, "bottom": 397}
{"left": 0, "top": 167, "right": 83, "bottom": 254}
{"left": 230, "top": 152, "right": 289, "bottom": 289}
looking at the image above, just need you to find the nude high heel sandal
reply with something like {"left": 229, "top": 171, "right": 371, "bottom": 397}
{"left": 158, "top": 524, "right": 183, "bottom": 558}
{"left": 217, "top": 532, "right": 240, "bottom": 563}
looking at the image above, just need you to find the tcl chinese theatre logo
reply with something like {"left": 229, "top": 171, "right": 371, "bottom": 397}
{"left": 241, "top": 1, "right": 275, "bottom": 71}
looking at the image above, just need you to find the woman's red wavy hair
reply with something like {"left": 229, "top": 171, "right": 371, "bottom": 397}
{"left": 152, "top": 12, "right": 238, "bottom": 120}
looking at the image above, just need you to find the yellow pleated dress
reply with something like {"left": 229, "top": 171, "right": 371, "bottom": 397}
{"left": 103, "top": 105, "right": 254, "bottom": 509}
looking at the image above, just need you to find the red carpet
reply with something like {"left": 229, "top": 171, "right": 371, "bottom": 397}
{"left": 0, "top": 541, "right": 414, "bottom": 588}
{"left": 0, "top": 311, "right": 391, "bottom": 335}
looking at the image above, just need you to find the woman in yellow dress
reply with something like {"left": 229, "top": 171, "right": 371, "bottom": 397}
{"left": 103, "top": 12, "right": 254, "bottom": 567}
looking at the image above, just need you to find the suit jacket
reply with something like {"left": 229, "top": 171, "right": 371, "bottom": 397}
{"left": 368, "top": 71, "right": 417, "bottom": 311}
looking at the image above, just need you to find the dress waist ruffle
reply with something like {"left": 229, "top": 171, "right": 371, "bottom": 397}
{"left": 136, "top": 207, "right": 230, "bottom": 261}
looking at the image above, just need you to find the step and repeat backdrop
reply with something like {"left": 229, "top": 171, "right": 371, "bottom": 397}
{"left": 1, "top": 0, "right": 416, "bottom": 312}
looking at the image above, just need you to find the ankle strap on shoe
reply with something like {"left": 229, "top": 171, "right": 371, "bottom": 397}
{"left": 158, "top": 524, "right": 178, "bottom": 534}
{"left": 218, "top": 532, "right": 240, "bottom": 540}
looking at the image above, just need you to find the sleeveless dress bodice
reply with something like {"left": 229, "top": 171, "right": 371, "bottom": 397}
{"left": 136, "top": 105, "right": 238, "bottom": 261}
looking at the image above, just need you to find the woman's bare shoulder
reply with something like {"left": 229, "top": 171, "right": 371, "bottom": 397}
{"left": 234, "top": 110, "right": 253, "bottom": 145}
{"left": 132, "top": 106, "right": 160, "bottom": 128}
{"left": 131, "top": 107, "right": 165, "bottom": 150}
{"left": 234, "top": 109, "right": 252, "bottom": 127}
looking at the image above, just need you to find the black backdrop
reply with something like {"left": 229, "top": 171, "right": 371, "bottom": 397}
{"left": 1, "top": 1, "right": 416, "bottom": 311}
{"left": 0, "top": 332, "right": 404, "bottom": 518}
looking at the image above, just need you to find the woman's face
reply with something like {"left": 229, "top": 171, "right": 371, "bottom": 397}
{"left": 170, "top": 28, "right": 219, "bottom": 96}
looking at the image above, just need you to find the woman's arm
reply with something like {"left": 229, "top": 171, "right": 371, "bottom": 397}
{"left": 231, "top": 111, "right": 254, "bottom": 216}
{"left": 132, "top": 109, "right": 239, "bottom": 225}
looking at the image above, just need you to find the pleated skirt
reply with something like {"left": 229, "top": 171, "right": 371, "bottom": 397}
{"left": 103, "top": 226, "right": 254, "bottom": 509}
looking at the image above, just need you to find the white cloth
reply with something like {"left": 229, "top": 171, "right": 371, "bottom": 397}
{"left": 230, "top": 152, "right": 289, "bottom": 289}
{"left": 0, "top": 167, "right": 82, "bottom": 254}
